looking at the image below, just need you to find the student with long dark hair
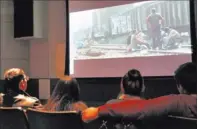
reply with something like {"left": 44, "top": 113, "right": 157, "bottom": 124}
{"left": 2, "top": 68, "right": 41, "bottom": 108}
{"left": 108, "top": 69, "right": 145, "bottom": 104}
{"left": 120, "top": 69, "right": 144, "bottom": 99}
{"left": 44, "top": 76, "right": 88, "bottom": 112}
{"left": 107, "top": 69, "right": 145, "bottom": 129}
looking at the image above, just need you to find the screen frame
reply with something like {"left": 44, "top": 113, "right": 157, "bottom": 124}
{"left": 190, "top": 0, "right": 197, "bottom": 63}
{"left": 65, "top": 0, "right": 196, "bottom": 77}
{"left": 65, "top": 0, "right": 70, "bottom": 75}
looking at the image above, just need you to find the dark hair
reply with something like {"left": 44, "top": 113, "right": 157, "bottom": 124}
{"left": 122, "top": 69, "right": 143, "bottom": 96}
{"left": 3, "top": 68, "right": 27, "bottom": 106}
{"left": 175, "top": 62, "right": 197, "bottom": 94}
{"left": 4, "top": 68, "right": 26, "bottom": 95}
{"left": 4, "top": 75, "right": 24, "bottom": 94}
{"left": 44, "top": 77, "right": 80, "bottom": 111}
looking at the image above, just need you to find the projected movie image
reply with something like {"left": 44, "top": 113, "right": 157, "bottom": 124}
{"left": 70, "top": 1, "right": 191, "bottom": 60}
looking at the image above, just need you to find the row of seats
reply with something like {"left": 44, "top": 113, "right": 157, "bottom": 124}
{"left": 0, "top": 107, "right": 196, "bottom": 129}
{"left": 0, "top": 107, "right": 83, "bottom": 129}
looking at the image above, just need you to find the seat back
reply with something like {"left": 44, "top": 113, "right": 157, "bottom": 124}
{"left": 166, "top": 115, "right": 197, "bottom": 129}
{"left": 27, "top": 108, "right": 84, "bottom": 129}
{"left": 98, "top": 115, "right": 197, "bottom": 129}
{"left": 136, "top": 115, "right": 197, "bottom": 129}
{"left": 0, "top": 107, "right": 29, "bottom": 129}
{"left": 96, "top": 116, "right": 126, "bottom": 129}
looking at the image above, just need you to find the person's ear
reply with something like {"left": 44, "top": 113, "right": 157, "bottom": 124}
{"left": 120, "top": 79, "right": 124, "bottom": 93}
{"left": 177, "top": 84, "right": 184, "bottom": 94}
{"left": 141, "top": 84, "right": 146, "bottom": 92}
{"left": 19, "top": 81, "right": 26, "bottom": 91}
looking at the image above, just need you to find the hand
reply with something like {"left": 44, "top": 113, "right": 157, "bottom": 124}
{"left": 118, "top": 94, "right": 125, "bottom": 99}
{"left": 82, "top": 107, "right": 99, "bottom": 123}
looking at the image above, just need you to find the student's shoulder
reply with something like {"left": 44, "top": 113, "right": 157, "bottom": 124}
{"left": 72, "top": 101, "right": 88, "bottom": 111}
{"left": 76, "top": 101, "right": 88, "bottom": 106}
{"left": 106, "top": 99, "right": 122, "bottom": 104}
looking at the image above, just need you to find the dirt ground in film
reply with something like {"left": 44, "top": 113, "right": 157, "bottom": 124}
{"left": 73, "top": 44, "right": 192, "bottom": 60}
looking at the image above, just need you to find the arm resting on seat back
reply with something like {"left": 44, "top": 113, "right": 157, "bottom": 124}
{"left": 98, "top": 95, "right": 197, "bottom": 120}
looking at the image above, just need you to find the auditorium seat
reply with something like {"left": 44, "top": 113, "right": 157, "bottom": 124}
{"left": 166, "top": 115, "right": 197, "bottom": 129}
{"left": 138, "top": 115, "right": 197, "bottom": 129}
{"left": 96, "top": 115, "right": 197, "bottom": 129}
{"left": 26, "top": 108, "right": 84, "bottom": 129}
{"left": 0, "top": 107, "right": 29, "bottom": 129}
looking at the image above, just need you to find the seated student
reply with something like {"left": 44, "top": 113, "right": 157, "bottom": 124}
{"left": 107, "top": 69, "right": 145, "bottom": 129}
{"left": 82, "top": 62, "right": 197, "bottom": 122}
{"left": 107, "top": 69, "right": 145, "bottom": 104}
{"left": 1, "top": 68, "right": 41, "bottom": 108}
{"left": 43, "top": 76, "right": 88, "bottom": 112}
